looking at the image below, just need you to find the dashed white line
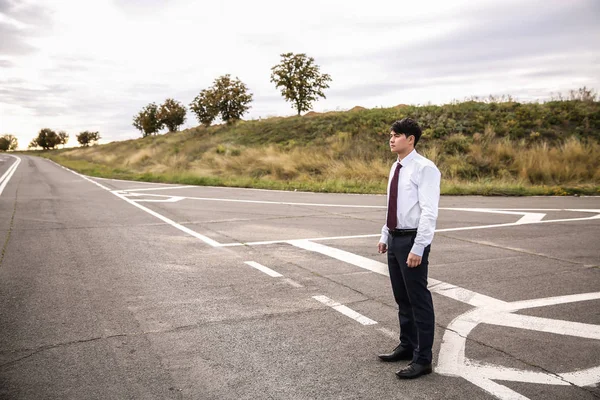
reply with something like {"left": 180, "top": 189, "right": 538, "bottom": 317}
{"left": 244, "top": 261, "right": 283, "bottom": 277}
{"left": 312, "top": 295, "right": 377, "bottom": 326}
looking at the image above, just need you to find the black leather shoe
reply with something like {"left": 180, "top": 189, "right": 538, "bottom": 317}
{"left": 378, "top": 345, "right": 413, "bottom": 362}
{"left": 395, "top": 362, "right": 433, "bottom": 379}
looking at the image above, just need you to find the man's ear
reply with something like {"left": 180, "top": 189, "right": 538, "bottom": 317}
{"left": 407, "top": 135, "right": 415, "bottom": 146}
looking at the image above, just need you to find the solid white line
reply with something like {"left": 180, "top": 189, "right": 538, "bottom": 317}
{"left": 289, "top": 240, "right": 505, "bottom": 308}
{"left": 0, "top": 155, "right": 20, "bottom": 196}
{"left": 428, "top": 278, "right": 507, "bottom": 308}
{"left": 111, "top": 191, "right": 221, "bottom": 247}
{"left": 122, "top": 192, "right": 385, "bottom": 208}
{"left": 290, "top": 240, "right": 389, "bottom": 276}
{"left": 48, "top": 160, "right": 222, "bottom": 247}
{"left": 506, "top": 291, "right": 600, "bottom": 311}
{"left": 244, "top": 261, "right": 283, "bottom": 277}
{"left": 218, "top": 233, "right": 379, "bottom": 247}
{"left": 465, "top": 362, "right": 570, "bottom": 386}
{"left": 561, "top": 365, "right": 600, "bottom": 387}
{"left": 48, "top": 160, "right": 113, "bottom": 191}
{"left": 123, "top": 185, "right": 193, "bottom": 192}
{"left": 482, "top": 313, "right": 600, "bottom": 340}
{"left": 516, "top": 213, "right": 546, "bottom": 224}
{"left": 462, "top": 374, "right": 530, "bottom": 400}
{"left": 0, "top": 156, "right": 19, "bottom": 184}
{"left": 312, "top": 295, "right": 377, "bottom": 326}
{"left": 218, "top": 209, "right": 600, "bottom": 247}
{"left": 134, "top": 196, "right": 185, "bottom": 203}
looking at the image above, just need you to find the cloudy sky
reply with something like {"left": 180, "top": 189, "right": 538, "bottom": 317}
{"left": 1, "top": 0, "right": 599, "bottom": 149}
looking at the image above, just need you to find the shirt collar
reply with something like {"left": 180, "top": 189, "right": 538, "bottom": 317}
{"left": 397, "top": 149, "right": 417, "bottom": 167}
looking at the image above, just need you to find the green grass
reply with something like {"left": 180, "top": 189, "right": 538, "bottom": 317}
{"left": 29, "top": 96, "right": 600, "bottom": 196}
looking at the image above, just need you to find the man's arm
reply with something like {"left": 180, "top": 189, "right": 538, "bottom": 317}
{"left": 409, "top": 165, "right": 441, "bottom": 261}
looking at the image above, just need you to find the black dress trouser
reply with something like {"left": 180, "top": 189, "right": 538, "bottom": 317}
{"left": 387, "top": 234, "right": 434, "bottom": 365}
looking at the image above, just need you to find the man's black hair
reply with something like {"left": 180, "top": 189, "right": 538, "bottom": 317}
{"left": 391, "top": 118, "right": 422, "bottom": 147}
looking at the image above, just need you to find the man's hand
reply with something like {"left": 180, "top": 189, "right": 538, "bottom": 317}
{"left": 407, "top": 252, "right": 422, "bottom": 268}
{"left": 378, "top": 242, "right": 387, "bottom": 254}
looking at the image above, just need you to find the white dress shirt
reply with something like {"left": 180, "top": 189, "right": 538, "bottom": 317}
{"left": 379, "top": 149, "right": 441, "bottom": 256}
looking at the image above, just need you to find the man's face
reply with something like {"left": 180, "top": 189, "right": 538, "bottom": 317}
{"left": 389, "top": 130, "right": 413, "bottom": 156}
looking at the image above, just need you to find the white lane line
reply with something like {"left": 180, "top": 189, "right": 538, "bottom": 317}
{"left": 48, "top": 160, "right": 221, "bottom": 247}
{"left": 561, "top": 365, "right": 600, "bottom": 387}
{"left": 111, "top": 190, "right": 220, "bottom": 247}
{"left": 428, "top": 278, "right": 507, "bottom": 309}
{"left": 462, "top": 375, "right": 530, "bottom": 400}
{"left": 49, "top": 160, "right": 113, "bottom": 191}
{"left": 506, "top": 291, "right": 600, "bottom": 311}
{"left": 312, "top": 295, "right": 377, "bottom": 326}
{"left": 289, "top": 239, "right": 389, "bottom": 276}
{"left": 445, "top": 207, "right": 546, "bottom": 224}
{"left": 219, "top": 209, "right": 600, "bottom": 247}
{"left": 219, "top": 233, "right": 379, "bottom": 247}
{"left": 289, "top": 240, "right": 504, "bottom": 309}
{"left": 0, "top": 155, "right": 20, "bottom": 196}
{"left": 244, "top": 261, "right": 283, "bottom": 277}
{"left": 122, "top": 192, "right": 385, "bottom": 208}
{"left": 134, "top": 196, "right": 185, "bottom": 203}
{"left": 480, "top": 313, "right": 600, "bottom": 340}
{"left": 122, "top": 185, "right": 193, "bottom": 192}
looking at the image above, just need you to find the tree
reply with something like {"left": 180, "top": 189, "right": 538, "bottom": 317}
{"left": 76, "top": 131, "right": 101, "bottom": 147}
{"left": 58, "top": 131, "right": 69, "bottom": 148}
{"left": 133, "top": 103, "right": 163, "bottom": 137}
{"left": 0, "top": 134, "right": 18, "bottom": 151}
{"left": 189, "top": 89, "right": 220, "bottom": 127}
{"left": 158, "top": 98, "right": 187, "bottom": 132}
{"left": 270, "top": 52, "right": 332, "bottom": 116}
{"left": 189, "top": 74, "right": 253, "bottom": 126}
{"left": 29, "top": 128, "right": 61, "bottom": 150}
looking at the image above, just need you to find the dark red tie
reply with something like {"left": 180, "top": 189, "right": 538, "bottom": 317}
{"left": 387, "top": 162, "right": 402, "bottom": 230}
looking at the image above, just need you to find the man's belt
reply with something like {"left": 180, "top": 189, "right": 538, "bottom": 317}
{"left": 388, "top": 228, "right": 418, "bottom": 237}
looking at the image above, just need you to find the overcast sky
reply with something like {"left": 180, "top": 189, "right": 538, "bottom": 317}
{"left": 1, "top": 0, "right": 599, "bottom": 149}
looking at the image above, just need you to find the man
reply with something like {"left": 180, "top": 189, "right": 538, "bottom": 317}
{"left": 377, "top": 118, "right": 441, "bottom": 379}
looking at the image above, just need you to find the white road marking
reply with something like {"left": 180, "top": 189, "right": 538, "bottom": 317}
{"left": 111, "top": 190, "right": 220, "bottom": 247}
{"left": 506, "top": 291, "right": 600, "bottom": 311}
{"left": 218, "top": 208, "right": 600, "bottom": 247}
{"left": 133, "top": 196, "right": 185, "bottom": 203}
{"left": 0, "top": 155, "right": 20, "bottom": 196}
{"left": 290, "top": 240, "right": 600, "bottom": 399}
{"left": 244, "top": 261, "right": 283, "bottom": 277}
{"left": 312, "top": 295, "right": 377, "bottom": 326}
{"left": 122, "top": 185, "right": 193, "bottom": 192}
{"left": 444, "top": 207, "right": 546, "bottom": 224}
{"left": 289, "top": 239, "right": 389, "bottom": 276}
{"left": 49, "top": 161, "right": 220, "bottom": 247}
{"left": 122, "top": 192, "right": 385, "bottom": 208}
{"left": 48, "top": 161, "right": 600, "bottom": 398}
{"left": 480, "top": 312, "right": 600, "bottom": 340}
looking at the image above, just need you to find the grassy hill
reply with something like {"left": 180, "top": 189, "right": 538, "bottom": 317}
{"left": 42, "top": 97, "right": 600, "bottom": 196}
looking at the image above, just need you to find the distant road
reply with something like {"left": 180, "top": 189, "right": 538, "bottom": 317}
{"left": 1, "top": 155, "right": 599, "bottom": 400}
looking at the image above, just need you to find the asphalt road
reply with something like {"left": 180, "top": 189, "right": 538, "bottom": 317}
{"left": 1, "top": 154, "right": 599, "bottom": 400}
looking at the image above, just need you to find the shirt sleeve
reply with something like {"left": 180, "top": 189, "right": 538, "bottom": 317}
{"left": 411, "top": 164, "right": 441, "bottom": 256}
{"left": 379, "top": 223, "right": 390, "bottom": 245}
